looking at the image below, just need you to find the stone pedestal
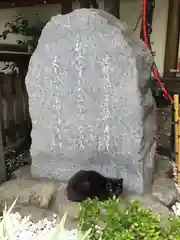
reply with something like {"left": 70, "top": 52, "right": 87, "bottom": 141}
{"left": 26, "top": 9, "right": 157, "bottom": 193}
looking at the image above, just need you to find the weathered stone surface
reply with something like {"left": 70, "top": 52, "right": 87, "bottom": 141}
{"left": 12, "top": 165, "right": 32, "bottom": 179}
{"left": 154, "top": 155, "right": 172, "bottom": 179}
{"left": 152, "top": 177, "right": 177, "bottom": 207}
{"left": 26, "top": 9, "right": 156, "bottom": 193}
{"left": 156, "top": 106, "right": 172, "bottom": 151}
{"left": 0, "top": 179, "right": 56, "bottom": 209}
{"left": 50, "top": 183, "right": 78, "bottom": 218}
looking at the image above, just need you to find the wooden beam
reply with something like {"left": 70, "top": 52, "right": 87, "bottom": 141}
{"left": 0, "top": 44, "right": 31, "bottom": 62}
{"left": 0, "top": 44, "right": 29, "bottom": 52}
{"left": 163, "top": 0, "right": 180, "bottom": 78}
{"left": 0, "top": 0, "right": 63, "bottom": 9}
{"left": 152, "top": 77, "right": 180, "bottom": 94}
{"left": 0, "top": 51, "right": 31, "bottom": 62}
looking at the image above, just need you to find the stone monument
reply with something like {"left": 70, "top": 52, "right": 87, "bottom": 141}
{"left": 25, "top": 9, "right": 157, "bottom": 193}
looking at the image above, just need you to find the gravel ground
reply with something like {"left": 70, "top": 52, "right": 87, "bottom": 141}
{"left": 171, "top": 161, "right": 180, "bottom": 216}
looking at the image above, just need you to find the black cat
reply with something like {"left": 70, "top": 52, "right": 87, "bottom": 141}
{"left": 66, "top": 170, "right": 123, "bottom": 202}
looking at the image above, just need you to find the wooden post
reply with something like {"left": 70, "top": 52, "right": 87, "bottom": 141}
{"left": 0, "top": 122, "right": 5, "bottom": 183}
{"left": 79, "top": 0, "right": 98, "bottom": 9}
{"left": 178, "top": 105, "right": 180, "bottom": 184}
{"left": 104, "top": 0, "right": 120, "bottom": 19}
{"left": 61, "top": 1, "right": 73, "bottom": 14}
{"left": 79, "top": 0, "right": 90, "bottom": 8}
{"left": 174, "top": 95, "right": 179, "bottom": 166}
{"left": 0, "top": 83, "right": 6, "bottom": 183}
{"left": 163, "top": 0, "right": 180, "bottom": 77}
{"left": 90, "top": 0, "right": 99, "bottom": 9}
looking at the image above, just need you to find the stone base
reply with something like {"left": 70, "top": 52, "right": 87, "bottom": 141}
{"left": 30, "top": 142, "right": 156, "bottom": 194}
{"left": 0, "top": 172, "right": 172, "bottom": 228}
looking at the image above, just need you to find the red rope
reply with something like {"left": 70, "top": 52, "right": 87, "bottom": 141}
{"left": 142, "top": 0, "right": 173, "bottom": 103}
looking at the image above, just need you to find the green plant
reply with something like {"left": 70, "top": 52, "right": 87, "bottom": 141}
{"left": 166, "top": 216, "right": 180, "bottom": 239}
{"left": 1, "top": 198, "right": 180, "bottom": 240}
{"left": 0, "top": 14, "right": 44, "bottom": 50}
{"left": 0, "top": 14, "right": 45, "bottom": 72}
{"left": 0, "top": 199, "right": 17, "bottom": 240}
{"left": 78, "top": 198, "right": 180, "bottom": 240}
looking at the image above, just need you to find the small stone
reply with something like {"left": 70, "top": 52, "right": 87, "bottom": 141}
{"left": 152, "top": 177, "right": 177, "bottom": 207}
{"left": 39, "top": 183, "right": 56, "bottom": 208}
{"left": 17, "top": 182, "right": 56, "bottom": 209}
{"left": 0, "top": 179, "right": 56, "bottom": 209}
{"left": 172, "top": 201, "right": 180, "bottom": 216}
{"left": 176, "top": 202, "right": 180, "bottom": 208}
{"left": 172, "top": 205, "right": 176, "bottom": 211}
{"left": 36, "top": 220, "right": 46, "bottom": 230}
{"left": 175, "top": 208, "right": 180, "bottom": 216}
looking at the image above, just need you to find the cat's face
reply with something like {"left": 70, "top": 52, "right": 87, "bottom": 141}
{"left": 106, "top": 178, "right": 123, "bottom": 198}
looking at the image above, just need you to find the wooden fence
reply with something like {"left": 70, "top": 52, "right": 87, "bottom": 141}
{"left": 0, "top": 44, "right": 31, "bottom": 158}
{"left": 0, "top": 72, "right": 31, "bottom": 155}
